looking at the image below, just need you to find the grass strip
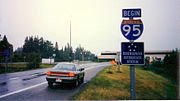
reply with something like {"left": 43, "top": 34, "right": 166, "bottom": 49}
{"left": 0, "top": 64, "right": 55, "bottom": 74}
{"left": 73, "top": 65, "right": 177, "bottom": 100}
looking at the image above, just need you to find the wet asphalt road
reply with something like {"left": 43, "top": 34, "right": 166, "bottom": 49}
{"left": 0, "top": 62, "right": 111, "bottom": 101}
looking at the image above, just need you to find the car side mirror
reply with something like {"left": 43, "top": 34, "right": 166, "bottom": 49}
{"left": 80, "top": 68, "right": 84, "bottom": 71}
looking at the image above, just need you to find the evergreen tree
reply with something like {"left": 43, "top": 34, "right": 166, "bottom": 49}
{"left": 59, "top": 47, "right": 64, "bottom": 61}
{"left": 74, "top": 45, "right": 95, "bottom": 61}
{"left": 39, "top": 37, "right": 44, "bottom": 57}
{"left": 55, "top": 42, "right": 59, "bottom": 50}
{"left": 54, "top": 42, "right": 60, "bottom": 62}
{"left": 0, "top": 34, "right": 2, "bottom": 40}
{"left": 0, "top": 35, "right": 13, "bottom": 62}
{"left": 62, "top": 43, "right": 73, "bottom": 62}
{"left": 26, "top": 52, "right": 41, "bottom": 68}
{"left": 22, "top": 36, "right": 54, "bottom": 58}
{"left": 74, "top": 45, "right": 84, "bottom": 60}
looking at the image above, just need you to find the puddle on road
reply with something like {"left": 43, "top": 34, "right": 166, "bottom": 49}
{"left": 22, "top": 73, "right": 45, "bottom": 81}
{"left": 0, "top": 82, "right": 7, "bottom": 85}
{"left": 0, "top": 89, "right": 8, "bottom": 93}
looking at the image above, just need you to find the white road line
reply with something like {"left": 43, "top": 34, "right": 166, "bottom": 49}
{"left": 0, "top": 82, "right": 47, "bottom": 99}
{"left": 9, "top": 77, "right": 19, "bottom": 80}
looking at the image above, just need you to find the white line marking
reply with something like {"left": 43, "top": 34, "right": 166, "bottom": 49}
{"left": 0, "top": 82, "right": 47, "bottom": 99}
{"left": 9, "top": 77, "right": 19, "bottom": 80}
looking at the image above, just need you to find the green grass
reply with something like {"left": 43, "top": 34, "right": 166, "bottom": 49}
{"left": 73, "top": 65, "right": 177, "bottom": 100}
{"left": 0, "top": 64, "right": 55, "bottom": 74}
{"left": 40, "top": 64, "right": 55, "bottom": 68}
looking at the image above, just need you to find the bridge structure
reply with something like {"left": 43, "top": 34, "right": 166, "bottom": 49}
{"left": 97, "top": 50, "right": 173, "bottom": 62}
{"left": 144, "top": 50, "right": 172, "bottom": 62}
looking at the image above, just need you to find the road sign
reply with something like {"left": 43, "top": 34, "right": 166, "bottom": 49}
{"left": 3, "top": 49, "right": 10, "bottom": 57}
{"left": 121, "top": 19, "right": 143, "bottom": 40}
{"left": 121, "top": 8, "right": 144, "bottom": 100}
{"left": 121, "top": 42, "right": 144, "bottom": 65}
{"left": 122, "top": 9, "right": 141, "bottom": 18}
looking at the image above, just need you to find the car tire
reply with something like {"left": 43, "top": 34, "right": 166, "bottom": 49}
{"left": 81, "top": 77, "right": 84, "bottom": 84}
{"left": 48, "top": 82, "right": 54, "bottom": 88}
{"left": 73, "top": 79, "right": 79, "bottom": 87}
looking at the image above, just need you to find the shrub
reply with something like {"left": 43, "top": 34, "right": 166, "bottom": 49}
{"left": 26, "top": 52, "right": 41, "bottom": 69}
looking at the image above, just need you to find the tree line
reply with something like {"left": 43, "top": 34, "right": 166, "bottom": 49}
{"left": 144, "top": 49, "right": 178, "bottom": 83}
{"left": 0, "top": 35, "right": 97, "bottom": 69}
{"left": 13, "top": 36, "right": 97, "bottom": 62}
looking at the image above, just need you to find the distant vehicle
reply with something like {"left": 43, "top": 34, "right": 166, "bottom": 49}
{"left": 46, "top": 63, "right": 85, "bottom": 87}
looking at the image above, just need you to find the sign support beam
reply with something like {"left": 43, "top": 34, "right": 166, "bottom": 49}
{"left": 130, "top": 65, "right": 136, "bottom": 100}
{"left": 129, "top": 40, "right": 136, "bottom": 100}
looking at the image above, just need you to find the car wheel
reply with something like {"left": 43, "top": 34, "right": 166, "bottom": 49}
{"left": 81, "top": 77, "right": 84, "bottom": 84}
{"left": 48, "top": 82, "right": 54, "bottom": 88}
{"left": 74, "top": 79, "right": 79, "bottom": 87}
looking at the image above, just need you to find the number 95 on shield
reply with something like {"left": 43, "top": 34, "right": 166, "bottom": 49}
{"left": 121, "top": 19, "right": 144, "bottom": 40}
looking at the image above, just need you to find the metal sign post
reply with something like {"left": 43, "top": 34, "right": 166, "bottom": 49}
{"left": 118, "top": 53, "right": 121, "bottom": 72}
{"left": 3, "top": 50, "right": 10, "bottom": 73}
{"left": 130, "top": 65, "right": 136, "bottom": 99}
{"left": 120, "top": 8, "right": 144, "bottom": 100}
{"left": 121, "top": 42, "right": 144, "bottom": 100}
{"left": 129, "top": 40, "right": 136, "bottom": 100}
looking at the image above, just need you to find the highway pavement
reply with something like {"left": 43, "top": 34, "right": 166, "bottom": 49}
{"left": 0, "top": 62, "right": 111, "bottom": 101}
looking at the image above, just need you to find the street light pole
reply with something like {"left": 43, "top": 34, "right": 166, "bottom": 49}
{"left": 69, "top": 16, "right": 72, "bottom": 62}
{"left": 70, "top": 18, "right": 71, "bottom": 47}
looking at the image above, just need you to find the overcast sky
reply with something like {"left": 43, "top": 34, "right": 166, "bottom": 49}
{"left": 0, "top": 0, "right": 180, "bottom": 55}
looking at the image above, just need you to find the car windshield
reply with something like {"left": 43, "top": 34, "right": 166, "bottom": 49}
{"left": 53, "top": 64, "right": 76, "bottom": 71}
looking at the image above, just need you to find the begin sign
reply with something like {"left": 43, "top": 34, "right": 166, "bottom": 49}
{"left": 121, "top": 42, "right": 144, "bottom": 65}
{"left": 122, "top": 9, "right": 141, "bottom": 18}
